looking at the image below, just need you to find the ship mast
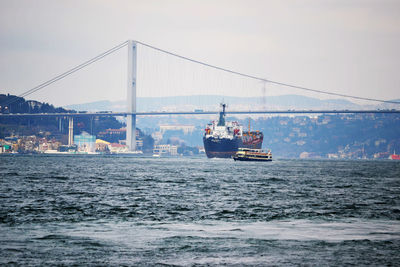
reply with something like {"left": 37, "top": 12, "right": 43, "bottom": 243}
{"left": 218, "top": 103, "right": 226, "bottom": 126}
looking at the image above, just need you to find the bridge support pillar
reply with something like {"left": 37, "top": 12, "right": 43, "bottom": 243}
{"left": 59, "top": 117, "right": 63, "bottom": 132}
{"left": 68, "top": 117, "right": 73, "bottom": 146}
{"left": 126, "top": 40, "right": 137, "bottom": 151}
{"left": 126, "top": 114, "right": 136, "bottom": 150}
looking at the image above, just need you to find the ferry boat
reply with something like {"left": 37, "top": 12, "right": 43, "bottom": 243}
{"left": 233, "top": 148, "right": 272, "bottom": 161}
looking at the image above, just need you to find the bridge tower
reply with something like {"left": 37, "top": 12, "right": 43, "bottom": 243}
{"left": 126, "top": 40, "right": 137, "bottom": 151}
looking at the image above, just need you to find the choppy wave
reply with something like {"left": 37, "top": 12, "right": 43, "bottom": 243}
{"left": 0, "top": 155, "right": 399, "bottom": 265}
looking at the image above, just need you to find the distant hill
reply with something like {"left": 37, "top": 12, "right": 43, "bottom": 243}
{"left": 64, "top": 100, "right": 116, "bottom": 112}
{"left": 377, "top": 99, "right": 400, "bottom": 110}
{"left": 65, "top": 94, "right": 362, "bottom": 112}
{"left": 0, "top": 94, "right": 71, "bottom": 114}
{"left": 0, "top": 94, "right": 124, "bottom": 138}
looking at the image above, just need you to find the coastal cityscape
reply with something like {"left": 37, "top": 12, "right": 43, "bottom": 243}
{"left": 1, "top": 94, "right": 399, "bottom": 159}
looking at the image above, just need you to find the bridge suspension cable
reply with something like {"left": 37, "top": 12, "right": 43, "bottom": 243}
{"left": 1, "top": 40, "right": 128, "bottom": 107}
{"left": 135, "top": 40, "right": 400, "bottom": 105}
{"left": 2, "top": 40, "right": 399, "bottom": 108}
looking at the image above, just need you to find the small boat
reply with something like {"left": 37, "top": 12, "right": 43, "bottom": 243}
{"left": 389, "top": 150, "right": 400, "bottom": 160}
{"left": 233, "top": 148, "right": 272, "bottom": 161}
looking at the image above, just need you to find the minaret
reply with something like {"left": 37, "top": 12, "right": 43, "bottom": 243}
{"left": 68, "top": 117, "right": 73, "bottom": 146}
{"left": 126, "top": 40, "right": 137, "bottom": 151}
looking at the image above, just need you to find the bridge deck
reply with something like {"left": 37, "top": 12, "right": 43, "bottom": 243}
{"left": 0, "top": 110, "right": 399, "bottom": 117}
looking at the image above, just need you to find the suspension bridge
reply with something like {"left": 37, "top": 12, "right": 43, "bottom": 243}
{"left": 1, "top": 40, "right": 399, "bottom": 151}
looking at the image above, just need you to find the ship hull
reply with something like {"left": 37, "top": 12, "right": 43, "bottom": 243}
{"left": 233, "top": 157, "right": 272, "bottom": 162}
{"left": 203, "top": 132, "right": 263, "bottom": 158}
{"left": 203, "top": 136, "right": 240, "bottom": 158}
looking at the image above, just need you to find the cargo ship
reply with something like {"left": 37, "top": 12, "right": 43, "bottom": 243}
{"left": 203, "top": 104, "right": 263, "bottom": 158}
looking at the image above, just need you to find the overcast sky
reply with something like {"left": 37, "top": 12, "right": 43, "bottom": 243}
{"left": 0, "top": 0, "right": 399, "bottom": 106}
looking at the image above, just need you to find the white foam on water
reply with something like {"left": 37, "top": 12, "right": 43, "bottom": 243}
{"left": 35, "top": 218, "right": 400, "bottom": 248}
{"left": 3, "top": 219, "right": 399, "bottom": 265}
{"left": 155, "top": 219, "right": 400, "bottom": 242}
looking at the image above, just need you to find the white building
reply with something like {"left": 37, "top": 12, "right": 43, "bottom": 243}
{"left": 159, "top": 125, "right": 195, "bottom": 134}
{"left": 153, "top": 144, "right": 178, "bottom": 156}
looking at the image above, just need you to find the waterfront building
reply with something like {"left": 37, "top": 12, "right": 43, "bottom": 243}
{"left": 109, "top": 143, "right": 129, "bottom": 153}
{"left": 95, "top": 139, "right": 110, "bottom": 152}
{"left": 159, "top": 125, "right": 195, "bottom": 134}
{"left": 153, "top": 144, "right": 178, "bottom": 156}
{"left": 74, "top": 132, "right": 96, "bottom": 153}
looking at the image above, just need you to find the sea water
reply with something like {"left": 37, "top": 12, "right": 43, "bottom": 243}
{"left": 0, "top": 155, "right": 399, "bottom": 265}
